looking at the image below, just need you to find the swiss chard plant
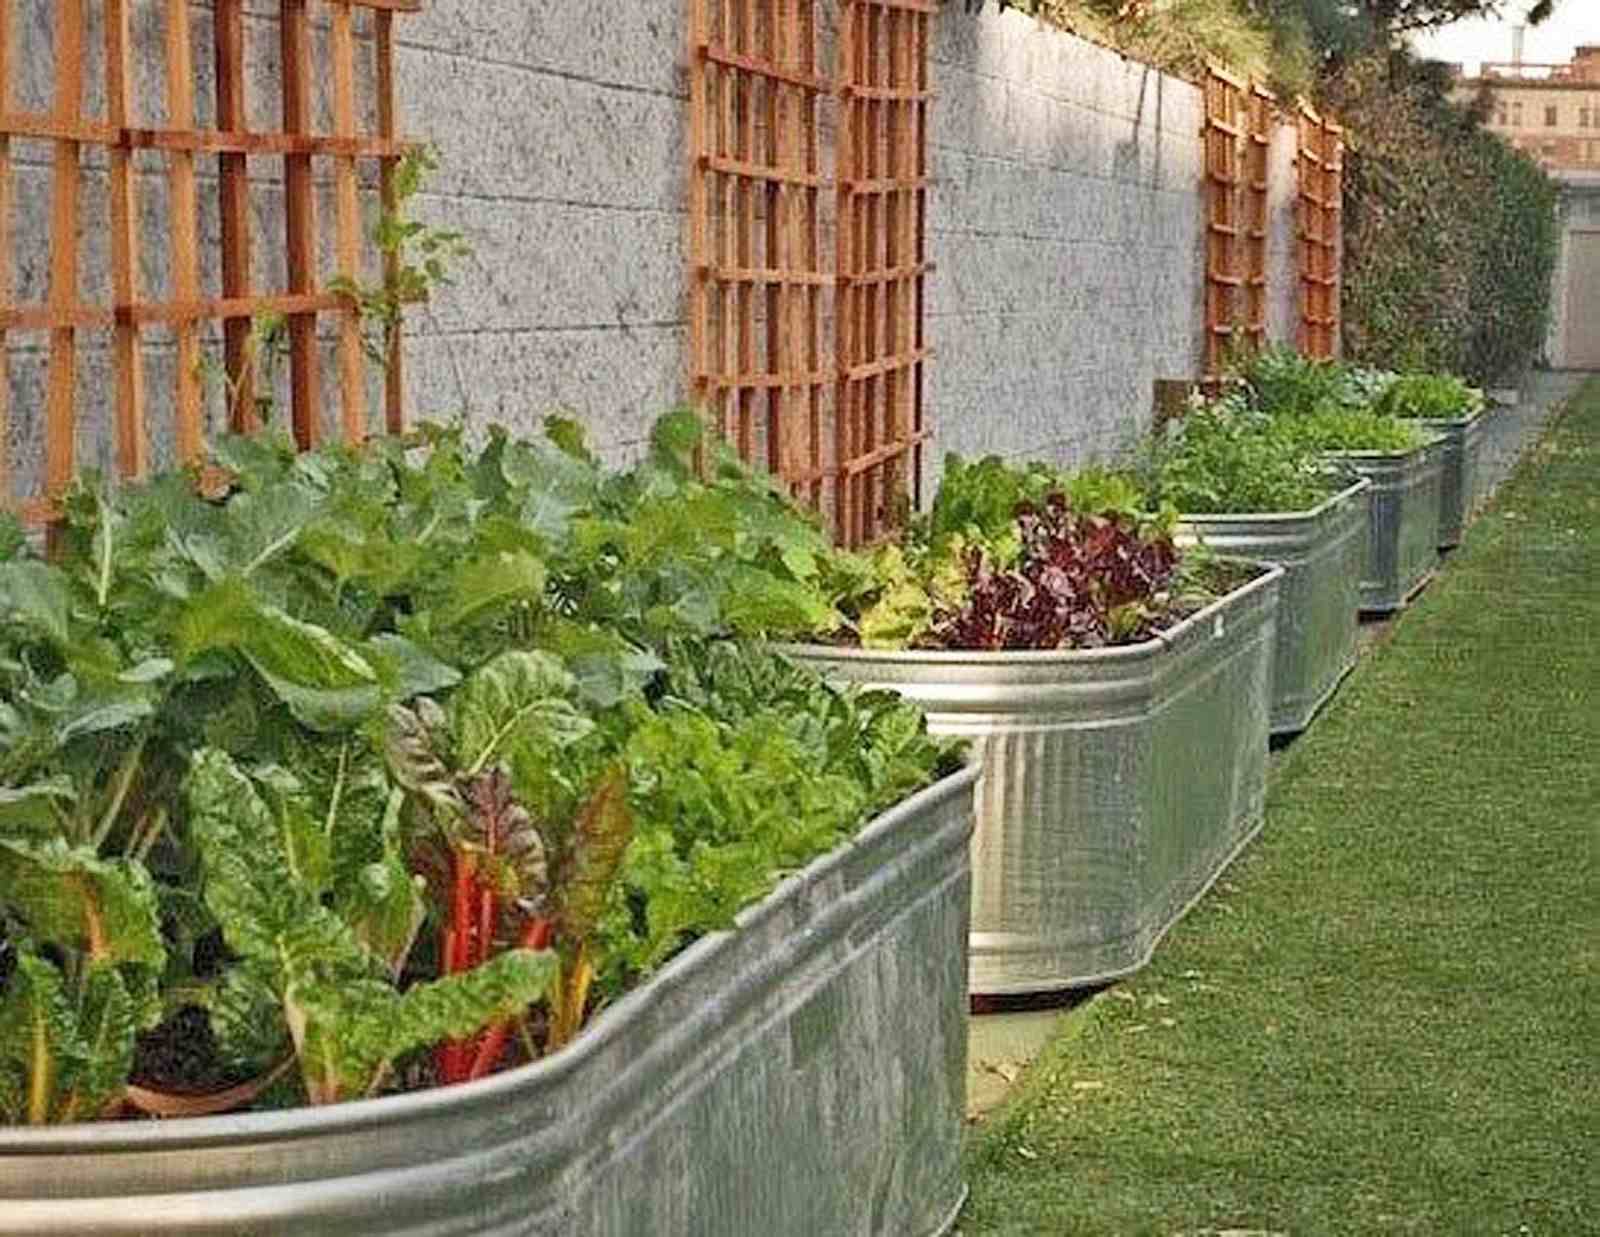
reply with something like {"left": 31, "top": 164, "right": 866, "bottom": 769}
{"left": 1, "top": 412, "right": 956, "bottom": 1124}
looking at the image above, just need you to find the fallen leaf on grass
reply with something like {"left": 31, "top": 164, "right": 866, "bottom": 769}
{"left": 1070, "top": 1080, "right": 1105, "bottom": 1092}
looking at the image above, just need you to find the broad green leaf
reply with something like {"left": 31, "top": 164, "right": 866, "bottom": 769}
{"left": 0, "top": 948, "right": 84, "bottom": 1124}
{"left": 501, "top": 436, "right": 601, "bottom": 545}
{"left": 203, "top": 959, "right": 293, "bottom": 1075}
{"left": 649, "top": 407, "right": 705, "bottom": 477}
{"left": 432, "top": 550, "right": 546, "bottom": 631}
{"left": 336, "top": 788, "right": 427, "bottom": 977}
{"left": 543, "top": 415, "right": 596, "bottom": 463}
{"left": 186, "top": 749, "right": 360, "bottom": 970}
{"left": 296, "top": 516, "right": 424, "bottom": 594}
{"left": 221, "top": 481, "right": 324, "bottom": 579}
{"left": 0, "top": 511, "right": 25, "bottom": 562}
{"left": 179, "top": 585, "right": 381, "bottom": 730}
{"left": 117, "top": 658, "right": 175, "bottom": 685}
{"left": 208, "top": 431, "right": 298, "bottom": 491}
{"left": 0, "top": 561, "right": 72, "bottom": 647}
{"left": 0, "top": 838, "right": 165, "bottom": 967}
{"left": 450, "top": 650, "right": 593, "bottom": 776}
{"left": 51, "top": 679, "right": 158, "bottom": 746}
{"left": 251, "top": 765, "right": 334, "bottom": 896}
{"left": 363, "top": 634, "right": 462, "bottom": 701}
{"left": 533, "top": 621, "right": 663, "bottom": 708}
{"left": 718, "top": 565, "right": 835, "bottom": 637}
{"left": 0, "top": 777, "right": 77, "bottom": 833}
{"left": 290, "top": 948, "right": 557, "bottom": 1102}
{"left": 55, "top": 964, "right": 137, "bottom": 1122}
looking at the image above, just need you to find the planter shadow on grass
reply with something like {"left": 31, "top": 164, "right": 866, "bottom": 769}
{"left": 0, "top": 768, "right": 979, "bottom": 1237}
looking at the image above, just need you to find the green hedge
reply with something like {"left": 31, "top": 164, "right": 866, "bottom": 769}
{"left": 1330, "top": 53, "right": 1558, "bottom": 386}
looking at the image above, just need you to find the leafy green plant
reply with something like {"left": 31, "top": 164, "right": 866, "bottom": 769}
{"left": 812, "top": 455, "right": 1211, "bottom": 652}
{"left": 185, "top": 747, "right": 555, "bottom": 1104}
{"left": 1274, "top": 408, "right": 1431, "bottom": 454}
{"left": 3, "top": 414, "right": 957, "bottom": 1123}
{"left": 1375, "top": 373, "right": 1484, "bottom": 421}
{"left": 382, "top": 650, "right": 627, "bottom": 1078}
{"left": 328, "top": 145, "right": 472, "bottom": 372}
{"left": 1143, "top": 399, "right": 1340, "bottom": 514}
{"left": 598, "top": 642, "right": 962, "bottom": 986}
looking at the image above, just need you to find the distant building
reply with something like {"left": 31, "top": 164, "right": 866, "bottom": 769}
{"left": 1456, "top": 46, "right": 1600, "bottom": 172}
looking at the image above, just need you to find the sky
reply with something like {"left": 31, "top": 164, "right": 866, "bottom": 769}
{"left": 1410, "top": 1, "right": 1599, "bottom": 73}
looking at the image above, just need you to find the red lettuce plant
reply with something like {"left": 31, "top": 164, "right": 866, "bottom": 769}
{"left": 933, "top": 494, "right": 1179, "bottom": 651}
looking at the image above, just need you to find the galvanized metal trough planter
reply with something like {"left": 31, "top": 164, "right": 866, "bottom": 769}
{"left": 0, "top": 767, "right": 979, "bottom": 1237}
{"left": 778, "top": 565, "right": 1282, "bottom": 995}
{"left": 1324, "top": 437, "right": 1444, "bottom": 614}
{"left": 1176, "top": 479, "right": 1369, "bottom": 737}
{"left": 1415, "top": 410, "right": 1485, "bottom": 549}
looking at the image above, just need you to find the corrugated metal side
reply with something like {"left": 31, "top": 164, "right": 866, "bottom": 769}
{"left": 0, "top": 769, "right": 980, "bottom": 1237}
{"left": 1326, "top": 441, "right": 1444, "bottom": 612}
{"left": 781, "top": 564, "right": 1281, "bottom": 994}
{"left": 1177, "top": 478, "right": 1368, "bottom": 733}
{"left": 1418, "top": 412, "right": 1484, "bottom": 548}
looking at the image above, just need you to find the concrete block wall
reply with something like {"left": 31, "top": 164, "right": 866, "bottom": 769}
{"left": 1266, "top": 118, "right": 1301, "bottom": 349}
{"left": 3, "top": 0, "right": 1314, "bottom": 503}
{"left": 394, "top": 1, "right": 689, "bottom": 460}
{"left": 925, "top": 9, "right": 1206, "bottom": 478}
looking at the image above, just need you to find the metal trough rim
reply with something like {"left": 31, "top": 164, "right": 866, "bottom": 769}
{"left": 1173, "top": 476, "right": 1371, "bottom": 526}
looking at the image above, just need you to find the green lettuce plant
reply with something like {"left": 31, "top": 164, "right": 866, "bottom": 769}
{"left": 1375, "top": 373, "right": 1485, "bottom": 421}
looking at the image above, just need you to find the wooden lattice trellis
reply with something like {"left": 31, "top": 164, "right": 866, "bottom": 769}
{"left": 835, "top": 0, "right": 931, "bottom": 548}
{"left": 688, "top": 0, "right": 833, "bottom": 513}
{"left": 1297, "top": 101, "right": 1343, "bottom": 360}
{"left": 0, "top": 0, "right": 417, "bottom": 527}
{"left": 1202, "top": 65, "right": 1245, "bottom": 377}
{"left": 688, "top": 0, "right": 931, "bottom": 549}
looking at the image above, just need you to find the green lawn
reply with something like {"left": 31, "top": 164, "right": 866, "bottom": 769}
{"left": 960, "top": 380, "right": 1600, "bottom": 1237}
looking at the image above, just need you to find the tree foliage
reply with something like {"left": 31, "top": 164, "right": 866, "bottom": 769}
{"left": 1327, "top": 50, "right": 1559, "bottom": 383}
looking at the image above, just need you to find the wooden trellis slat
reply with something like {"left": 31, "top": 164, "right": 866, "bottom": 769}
{"left": 376, "top": 9, "right": 404, "bottom": 434}
{"left": 1297, "top": 101, "right": 1343, "bottom": 360}
{"left": 107, "top": 0, "right": 146, "bottom": 478}
{"left": 1243, "top": 83, "right": 1274, "bottom": 352}
{"left": 688, "top": 0, "right": 832, "bottom": 510}
{"left": 1203, "top": 65, "right": 1245, "bottom": 377}
{"left": 332, "top": 1, "right": 368, "bottom": 443}
{"left": 216, "top": 0, "right": 256, "bottom": 432}
{"left": 166, "top": 0, "right": 204, "bottom": 465}
{"left": 45, "top": 1, "right": 85, "bottom": 508}
{"left": 281, "top": 0, "right": 320, "bottom": 449}
{"left": 1, "top": 0, "right": 418, "bottom": 527}
{"left": 835, "top": 0, "right": 930, "bottom": 548}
